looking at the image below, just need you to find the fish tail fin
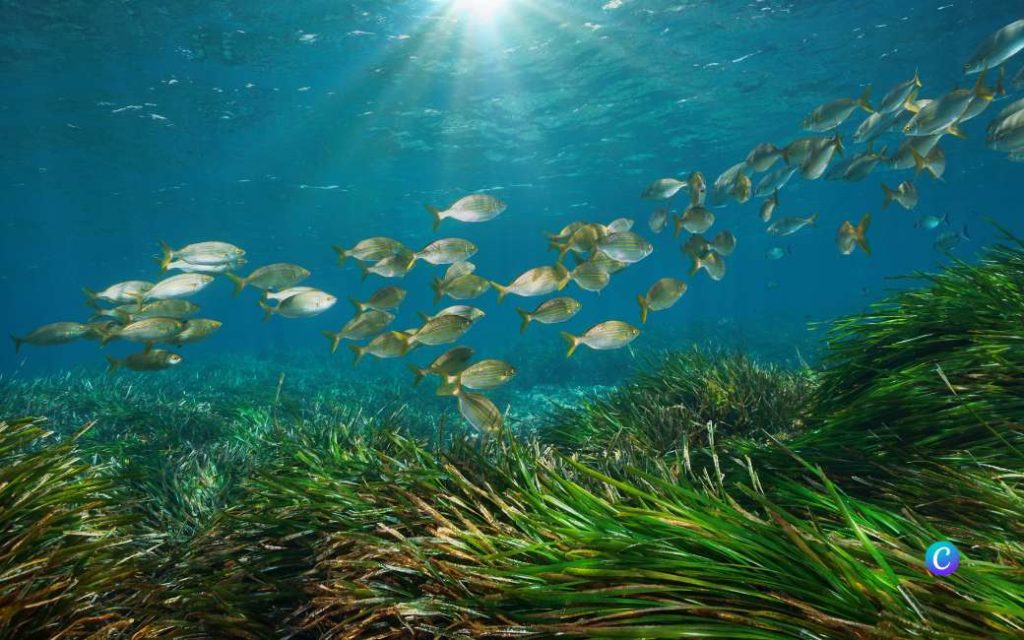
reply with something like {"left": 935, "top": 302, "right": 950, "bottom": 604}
{"left": 832, "top": 131, "right": 845, "bottom": 156}
{"left": 515, "top": 307, "right": 532, "bottom": 334}
{"left": 973, "top": 68, "right": 994, "bottom": 101}
{"left": 903, "top": 96, "right": 920, "bottom": 114}
{"left": 637, "top": 294, "right": 649, "bottom": 325}
{"left": 946, "top": 123, "right": 967, "bottom": 139}
{"left": 398, "top": 334, "right": 414, "bottom": 357}
{"left": 10, "top": 334, "right": 22, "bottom": 354}
{"left": 158, "top": 241, "right": 173, "bottom": 271}
{"left": 942, "top": 211, "right": 950, "bottom": 226}
{"left": 425, "top": 204, "right": 443, "bottom": 231}
{"left": 407, "top": 362, "right": 427, "bottom": 386}
{"left": 688, "top": 253, "right": 702, "bottom": 277}
{"left": 490, "top": 281, "right": 509, "bottom": 303}
{"left": 881, "top": 183, "right": 895, "bottom": 209}
{"left": 856, "top": 212, "right": 872, "bottom": 256}
{"left": 430, "top": 279, "right": 443, "bottom": 304}
{"left": 258, "top": 299, "right": 274, "bottom": 322}
{"left": 416, "top": 311, "right": 430, "bottom": 323}
{"left": 857, "top": 84, "right": 873, "bottom": 113}
{"left": 912, "top": 68, "right": 922, "bottom": 88}
{"left": 348, "top": 343, "right": 365, "bottom": 366}
{"left": 962, "top": 223, "right": 971, "bottom": 241}
{"left": 807, "top": 212, "right": 819, "bottom": 226}
{"left": 436, "top": 379, "right": 459, "bottom": 397}
{"left": 322, "top": 330, "right": 342, "bottom": 354}
{"left": 996, "top": 65, "right": 1007, "bottom": 97}
{"left": 358, "top": 263, "right": 370, "bottom": 282}
{"left": 82, "top": 287, "right": 99, "bottom": 309}
{"left": 349, "top": 296, "right": 364, "bottom": 313}
{"left": 332, "top": 245, "right": 348, "bottom": 265}
{"left": 105, "top": 356, "right": 120, "bottom": 375}
{"left": 672, "top": 214, "right": 683, "bottom": 238}
{"left": 224, "top": 271, "right": 246, "bottom": 296}
{"left": 560, "top": 331, "right": 581, "bottom": 358}
{"left": 910, "top": 148, "right": 928, "bottom": 178}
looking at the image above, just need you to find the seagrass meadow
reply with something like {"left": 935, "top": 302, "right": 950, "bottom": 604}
{"left": 1, "top": 236, "right": 1022, "bottom": 639}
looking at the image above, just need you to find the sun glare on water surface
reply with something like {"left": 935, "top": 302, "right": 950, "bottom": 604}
{"left": 451, "top": 0, "right": 512, "bottom": 23}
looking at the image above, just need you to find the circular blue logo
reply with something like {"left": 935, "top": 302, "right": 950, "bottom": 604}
{"left": 925, "top": 541, "right": 960, "bottom": 576}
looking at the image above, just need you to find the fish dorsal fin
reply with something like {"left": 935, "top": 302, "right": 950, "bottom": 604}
{"left": 444, "top": 261, "right": 476, "bottom": 282}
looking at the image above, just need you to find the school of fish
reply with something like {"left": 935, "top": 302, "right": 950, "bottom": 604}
{"left": 11, "top": 19, "right": 1024, "bottom": 433}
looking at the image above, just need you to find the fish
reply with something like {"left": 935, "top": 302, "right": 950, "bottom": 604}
{"left": 431, "top": 273, "right": 491, "bottom": 303}
{"left": 877, "top": 72, "right": 922, "bottom": 114}
{"left": 350, "top": 286, "right": 406, "bottom": 312}
{"left": 83, "top": 280, "right": 153, "bottom": 305}
{"left": 456, "top": 389, "right": 503, "bottom": 433}
{"left": 832, "top": 144, "right": 886, "bottom": 182}
{"left": 596, "top": 231, "right": 653, "bottom": 264}
{"left": 881, "top": 181, "right": 919, "bottom": 210}
{"left": 263, "top": 286, "right": 318, "bottom": 304}
{"left": 729, "top": 173, "right": 752, "bottom": 203}
{"left": 426, "top": 194, "right": 507, "bottom": 230}
{"left": 225, "top": 264, "right": 310, "bottom": 295}
{"left": 142, "top": 274, "right": 214, "bottom": 301}
{"left": 745, "top": 143, "right": 784, "bottom": 172}
{"left": 349, "top": 331, "right": 413, "bottom": 365}
{"left": 407, "top": 346, "right": 475, "bottom": 385}
{"left": 760, "top": 188, "right": 779, "bottom": 223}
{"left": 853, "top": 109, "right": 904, "bottom": 143}
{"left": 322, "top": 310, "right": 396, "bottom": 352}
{"left": 934, "top": 224, "right": 970, "bottom": 252}
{"left": 801, "top": 86, "right": 873, "bottom": 131}
{"left": 126, "top": 299, "right": 200, "bottom": 321}
{"left": 516, "top": 297, "right": 581, "bottom": 333}
{"left": 754, "top": 165, "right": 798, "bottom": 198}
{"left": 587, "top": 251, "right": 629, "bottom": 274}
{"left": 903, "top": 72, "right": 992, "bottom": 136}
{"left": 689, "top": 251, "right": 727, "bottom": 281}
{"left": 915, "top": 212, "right": 950, "bottom": 230}
{"left": 570, "top": 260, "right": 612, "bottom": 293}
{"left": 106, "top": 349, "right": 183, "bottom": 374}
{"left": 547, "top": 221, "right": 587, "bottom": 243}
{"left": 680, "top": 234, "right": 711, "bottom": 259}
{"left": 258, "top": 290, "right": 337, "bottom": 320}
{"left": 158, "top": 241, "right": 245, "bottom": 270}
{"left": 766, "top": 246, "right": 791, "bottom": 260}
{"left": 648, "top": 208, "right": 669, "bottom": 234}
{"left": 492, "top": 264, "right": 570, "bottom": 302}
{"left": 550, "top": 223, "right": 605, "bottom": 257}
{"left": 986, "top": 96, "right": 1024, "bottom": 138}
{"left": 800, "top": 133, "right": 844, "bottom": 180}
{"left": 687, "top": 171, "right": 707, "bottom": 206}
{"left": 358, "top": 252, "right": 416, "bottom": 280}
{"left": 413, "top": 238, "right": 478, "bottom": 265}
{"left": 408, "top": 314, "right": 473, "bottom": 347}
{"left": 418, "top": 306, "right": 487, "bottom": 323}
{"left": 711, "top": 162, "right": 749, "bottom": 205}
{"left": 911, "top": 145, "right": 946, "bottom": 180}
{"left": 986, "top": 106, "right": 1024, "bottom": 152}
{"left": 959, "top": 67, "right": 1005, "bottom": 123}
{"left": 781, "top": 136, "right": 826, "bottom": 166}
{"left": 605, "top": 217, "right": 635, "bottom": 234}
{"left": 561, "top": 320, "right": 640, "bottom": 358}
{"left": 836, "top": 213, "right": 872, "bottom": 256}
{"left": 333, "top": 237, "right": 406, "bottom": 264}
{"left": 11, "top": 322, "right": 90, "bottom": 352}
{"left": 165, "top": 259, "right": 245, "bottom": 274}
{"left": 710, "top": 230, "right": 737, "bottom": 256}
{"left": 637, "top": 278, "right": 687, "bottom": 324}
{"left": 889, "top": 134, "right": 943, "bottom": 170}
{"left": 641, "top": 177, "right": 688, "bottom": 200}
{"left": 173, "top": 319, "right": 223, "bottom": 345}
{"left": 102, "top": 317, "right": 184, "bottom": 346}
{"left": 83, "top": 320, "right": 121, "bottom": 341}
{"left": 964, "top": 19, "right": 1024, "bottom": 74}
{"left": 439, "top": 359, "right": 516, "bottom": 394}
{"left": 673, "top": 206, "right": 715, "bottom": 237}
{"left": 767, "top": 214, "right": 817, "bottom": 236}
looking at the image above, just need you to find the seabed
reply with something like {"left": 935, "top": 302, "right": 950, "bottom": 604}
{"left": 1, "top": 238, "right": 1023, "bottom": 638}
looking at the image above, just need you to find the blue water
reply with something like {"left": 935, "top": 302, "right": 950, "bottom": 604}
{"left": 1, "top": 0, "right": 1021, "bottom": 386}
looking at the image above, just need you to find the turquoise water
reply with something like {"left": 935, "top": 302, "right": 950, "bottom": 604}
{"left": 2, "top": 0, "right": 1021, "bottom": 394}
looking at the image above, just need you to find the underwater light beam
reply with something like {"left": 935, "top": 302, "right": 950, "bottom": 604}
{"left": 451, "top": 0, "right": 512, "bottom": 24}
